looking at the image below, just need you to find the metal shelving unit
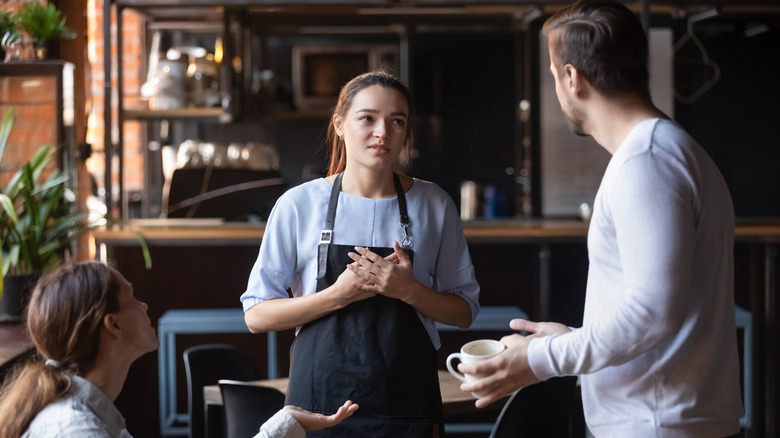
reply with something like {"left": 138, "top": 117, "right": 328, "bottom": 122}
{"left": 105, "top": 1, "right": 242, "bottom": 219}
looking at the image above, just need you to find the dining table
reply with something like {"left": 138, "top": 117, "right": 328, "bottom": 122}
{"left": 203, "top": 370, "right": 506, "bottom": 436}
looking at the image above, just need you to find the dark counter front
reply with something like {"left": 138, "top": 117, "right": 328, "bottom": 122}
{"left": 94, "top": 219, "right": 780, "bottom": 438}
{"left": 0, "top": 323, "right": 34, "bottom": 382}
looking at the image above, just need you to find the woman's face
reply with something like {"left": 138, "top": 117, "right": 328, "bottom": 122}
{"left": 334, "top": 85, "right": 409, "bottom": 172}
{"left": 112, "top": 273, "right": 159, "bottom": 355}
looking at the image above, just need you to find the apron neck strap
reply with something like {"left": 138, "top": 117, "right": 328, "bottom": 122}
{"left": 324, "top": 172, "right": 409, "bottom": 233}
{"left": 393, "top": 173, "right": 410, "bottom": 227}
{"left": 323, "top": 172, "right": 344, "bottom": 238}
{"left": 393, "top": 173, "right": 412, "bottom": 247}
{"left": 318, "top": 172, "right": 412, "bottom": 276}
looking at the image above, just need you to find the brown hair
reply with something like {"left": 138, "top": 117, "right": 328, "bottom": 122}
{"left": 0, "top": 262, "right": 122, "bottom": 438}
{"left": 326, "top": 70, "right": 416, "bottom": 176}
{"left": 543, "top": 0, "right": 651, "bottom": 100}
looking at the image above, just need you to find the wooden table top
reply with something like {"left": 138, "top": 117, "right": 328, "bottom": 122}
{"left": 204, "top": 370, "right": 505, "bottom": 417}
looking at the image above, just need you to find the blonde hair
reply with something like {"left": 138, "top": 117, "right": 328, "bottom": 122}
{"left": 0, "top": 262, "right": 121, "bottom": 438}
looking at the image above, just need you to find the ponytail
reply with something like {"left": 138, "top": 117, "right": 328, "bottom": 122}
{"left": 0, "top": 360, "right": 73, "bottom": 438}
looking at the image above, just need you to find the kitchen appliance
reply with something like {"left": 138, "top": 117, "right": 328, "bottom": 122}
{"left": 292, "top": 43, "right": 398, "bottom": 110}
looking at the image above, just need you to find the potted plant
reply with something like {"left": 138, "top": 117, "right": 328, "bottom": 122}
{"left": 0, "top": 108, "right": 85, "bottom": 319}
{"left": 0, "top": 108, "right": 149, "bottom": 321}
{"left": 0, "top": 10, "right": 20, "bottom": 61}
{"left": 17, "top": 1, "right": 74, "bottom": 60}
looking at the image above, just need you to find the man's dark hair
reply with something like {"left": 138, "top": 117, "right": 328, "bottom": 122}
{"left": 543, "top": 0, "right": 650, "bottom": 100}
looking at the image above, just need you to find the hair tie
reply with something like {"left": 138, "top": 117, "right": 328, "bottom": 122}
{"left": 45, "top": 359, "right": 63, "bottom": 368}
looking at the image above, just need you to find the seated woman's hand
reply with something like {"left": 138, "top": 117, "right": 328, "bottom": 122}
{"left": 284, "top": 400, "right": 359, "bottom": 431}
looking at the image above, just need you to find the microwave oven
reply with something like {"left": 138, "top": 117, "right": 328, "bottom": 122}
{"left": 292, "top": 44, "right": 398, "bottom": 110}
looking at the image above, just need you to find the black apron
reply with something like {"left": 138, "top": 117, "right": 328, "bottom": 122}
{"left": 285, "top": 173, "right": 444, "bottom": 437}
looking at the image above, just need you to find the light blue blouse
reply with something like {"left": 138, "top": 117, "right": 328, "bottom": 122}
{"left": 241, "top": 177, "right": 480, "bottom": 349}
{"left": 23, "top": 375, "right": 132, "bottom": 438}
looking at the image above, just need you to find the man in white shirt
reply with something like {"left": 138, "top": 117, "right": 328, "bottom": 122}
{"left": 459, "top": 1, "right": 743, "bottom": 436}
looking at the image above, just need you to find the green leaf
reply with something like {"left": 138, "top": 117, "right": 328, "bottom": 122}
{"left": 28, "top": 145, "right": 54, "bottom": 182}
{"left": 0, "top": 10, "right": 20, "bottom": 41}
{"left": 3, "top": 245, "right": 19, "bottom": 277}
{"left": 2, "top": 252, "right": 10, "bottom": 278}
{"left": 1, "top": 111, "right": 152, "bottom": 276}
{"left": 133, "top": 230, "right": 153, "bottom": 270}
{"left": 18, "top": 2, "right": 74, "bottom": 44}
{"left": 0, "top": 108, "right": 14, "bottom": 162}
{"left": 0, "top": 193, "right": 18, "bottom": 224}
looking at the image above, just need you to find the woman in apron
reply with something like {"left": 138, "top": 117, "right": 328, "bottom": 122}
{"left": 241, "top": 70, "right": 480, "bottom": 437}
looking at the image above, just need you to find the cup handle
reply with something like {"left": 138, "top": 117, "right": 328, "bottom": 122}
{"left": 446, "top": 353, "right": 467, "bottom": 382}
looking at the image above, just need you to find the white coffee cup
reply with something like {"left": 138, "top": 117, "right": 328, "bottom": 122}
{"left": 446, "top": 339, "right": 506, "bottom": 397}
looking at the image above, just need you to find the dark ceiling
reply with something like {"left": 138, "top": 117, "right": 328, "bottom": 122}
{"left": 109, "top": 2, "right": 780, "bottom": 34}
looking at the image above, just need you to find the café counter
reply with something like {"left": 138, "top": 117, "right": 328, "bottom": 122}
{"left": 93, "top": 218, "right": 593, "bottom": 245}
{"left": 92, "top": 217, "right": 780, "bottom": 244}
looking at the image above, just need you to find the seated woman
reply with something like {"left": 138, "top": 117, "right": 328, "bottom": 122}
{"left": 0, "top": 262, "right": 356, "bottom": 438}
{"left": 0, "top": 262, "right": 158, "bottom": 437}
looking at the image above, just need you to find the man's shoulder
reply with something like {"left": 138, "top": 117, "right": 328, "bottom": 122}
{"left": 651, "top": 118, "right": 696, "bottom": 145}
{"left": 617, "top": 118, "right": 698, "bottom": 163}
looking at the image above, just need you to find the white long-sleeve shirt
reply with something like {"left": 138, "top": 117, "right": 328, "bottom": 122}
{"left": 254, "top": 410, "right": 305, "bottom": 438}
{"left": 528, "top": 119, "right": 743, "bottom": 437}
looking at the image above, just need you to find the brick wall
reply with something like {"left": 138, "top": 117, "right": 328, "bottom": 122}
{"left": 0, "top": 1, "right": 57, "bottom": 187}
{"left": 86, "top": 0, "right": 144, "bottom": 201}
{"left": 0, "top": 75, "right": 59, "bottom": 186}
{"left": 0, "top": 0, "right": 144, "bottom": 199}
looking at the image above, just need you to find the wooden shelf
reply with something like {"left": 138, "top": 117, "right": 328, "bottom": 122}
{"left": 123, "top": 107, "right": 230, "bottom": 122}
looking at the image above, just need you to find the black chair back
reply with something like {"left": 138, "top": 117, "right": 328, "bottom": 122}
{"left": 489, "top": 376, "right": 581, "bottom": 438}
{"left": 218, "top": 380, "right": 286, "bottom": 438}
{"left": 183, "top": 344, "right": 260, "bottom": 438}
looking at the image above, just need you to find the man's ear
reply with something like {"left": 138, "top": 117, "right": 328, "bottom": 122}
{"left": 564, "top": 64, "right": 589, "bottom": 98}
{"left": 103, "top": 313, "right": 122, "bottom": 340}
